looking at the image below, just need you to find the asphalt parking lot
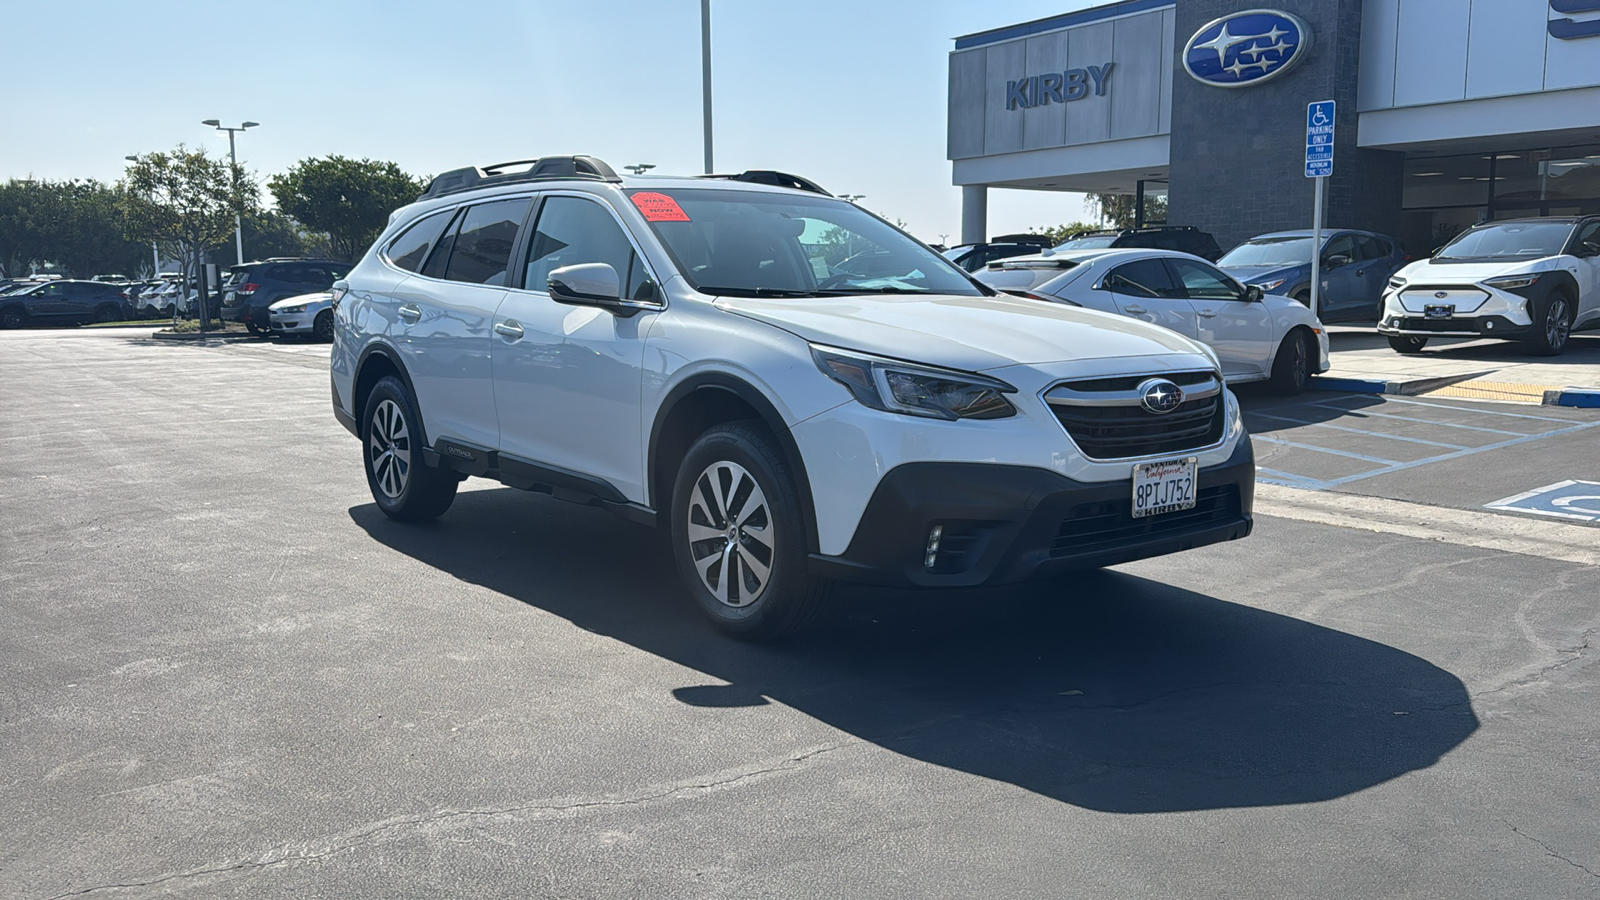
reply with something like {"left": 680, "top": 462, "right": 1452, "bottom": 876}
{"left": 4, "top": 328, "right": 1599, "bottom": 898}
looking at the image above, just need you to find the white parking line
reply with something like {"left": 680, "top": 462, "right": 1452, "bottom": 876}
{"left": 1249, "top": 434, "right": 1402, "bottom": 465}
{"left": 1304, "top": 402, "right": 1530, "bottom": 436}
{"left": 1248, "top": 410, "right": 1472, "bottom": 450}
{"left": 1345, "top": 395, "right": 1578, "bottom": 424}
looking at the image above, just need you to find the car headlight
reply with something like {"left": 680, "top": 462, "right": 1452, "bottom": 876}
{"left": 276, "top": 304, "right": 307, "bottom": 314}
{"left": 811, "top": 344, "right": 1017, "bottom": 420}
{"left": 1252, "top": 278, "right": 1287, "bottom": 292}
{"left": 1387, "top": 275, "right": 1407, "bottom": 290}
{"left": 1482, "top": 273, "right": 1542, "bottom": 291}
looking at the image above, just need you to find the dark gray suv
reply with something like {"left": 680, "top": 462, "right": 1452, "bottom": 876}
{"left": 0, "top": 280, "right": 128, "bottom": 328}
{"left": 221, "top": 258, "right": 350, "bottom": 335}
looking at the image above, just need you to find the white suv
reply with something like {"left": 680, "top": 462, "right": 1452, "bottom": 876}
{"left": 330, "top": 156, "right": 1256, "bottom": 638}
{"left": 1378, "top": 216, "right": 1600, "bottom": 355}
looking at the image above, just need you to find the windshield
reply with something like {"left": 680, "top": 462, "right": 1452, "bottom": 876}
{"left": 1218, "top": 237, "right": 1314, "bottom": 268}
{"left": 1437, "top": 221, "right": 1574, "bottom": 260}
{"left": 629, "top": 188, "right": 983, "bottom": 297}
{"left": 1052, "top": 235, "right": 1116, "bottom": 251}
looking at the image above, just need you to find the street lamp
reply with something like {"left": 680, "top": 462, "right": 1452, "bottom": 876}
{"left": 701, "top": 0, "right": 713, "bottom": 174}
{"left": 125, "top": 155, "right": 160, "bottom": 277}
{"left": 624, "top": 164, "right": 656, "bottom": 175}
{"left": 202, "top": 120, "right": 257, "bottom": 266}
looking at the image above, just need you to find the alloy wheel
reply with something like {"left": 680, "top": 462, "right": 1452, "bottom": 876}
{"left": 685, "top": 461, "right": 774, "bottom": 608}
{"left": 1546, "top": 298, "right": 1570, "bottom": 351}
{"left": 368, "top": 399, "right": 411, "bottom": 499}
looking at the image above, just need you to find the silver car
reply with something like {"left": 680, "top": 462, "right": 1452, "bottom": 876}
{"left": 269, "top": 291, "right": 335, "bottom": 340}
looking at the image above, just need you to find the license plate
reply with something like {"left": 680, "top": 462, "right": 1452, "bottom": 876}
{"left": 1132, "top": 457, "right": 1197, "bottom": 518}
{"left": 1424, "top": 304, "right": 1454, "bottom": 319}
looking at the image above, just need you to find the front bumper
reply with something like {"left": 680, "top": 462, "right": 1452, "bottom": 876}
{"left": 809, "top": 435, "right": 1254, "bottom": 588}
{"left": 270, "top": 314, "right": 314, "bottom": 334}
{"left": 1376, "top": 315, "right": 1533, "bottom": 338}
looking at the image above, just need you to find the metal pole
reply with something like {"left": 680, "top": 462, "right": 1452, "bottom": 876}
{"left": 1310, "top": 176, "right": 1324, "bottom": 321}
{"left": 151, "top": 242, "right": 159, "bottom": 277}
{"left": 227, "top": 129, "right": 243, "bottom": 267}
{"left": 701, "top": 0, "right": 713, "bottom": 174}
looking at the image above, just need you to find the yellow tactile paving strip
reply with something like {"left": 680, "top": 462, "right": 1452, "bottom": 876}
{"left": 1420, "top": 380, "right": 1557, "bottom": 404}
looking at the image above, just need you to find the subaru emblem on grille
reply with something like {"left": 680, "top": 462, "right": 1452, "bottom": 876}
{"left": 1138, "top": 378, "right": 1185, "bottom": 415}
{"left": 1434, "top": 291, "right": 1448, "bottom": 299}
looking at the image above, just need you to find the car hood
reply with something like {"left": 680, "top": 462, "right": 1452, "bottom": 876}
{"left": 1396, "top": 257, "right": 1558, "bottom": 284}
{"left": 718, "top": 292, "right": 1210, "bottom": 373}
{"left": 1220, "top": 263, "right": 1307, "bottom": 286}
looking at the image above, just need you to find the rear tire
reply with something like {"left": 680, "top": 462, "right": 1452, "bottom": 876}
{"left": 313, "top": 309, "right": 335, "bottom": 342}
{"left": 1267, "top": 329, "right": 1312, "bottom": 396}
{"left": 670, "top": 422, "right": 830, "bottom": 640}
{"left": 361, "top": 376, "right": 458, "bottom": 522}
{"left": 92, "top": 304, "right": 121, "bottom": 324}
{"left": 1524, "top": 293, "right": 1572, "bottom": 357}
{"left": 1387, "top": 335, "right": 1428, "bottom": 354}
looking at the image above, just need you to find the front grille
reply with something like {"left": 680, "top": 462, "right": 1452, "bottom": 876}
{"left": 1050, "top": 485, "right": 1239, "bottom": 557}
{"left": 1045, "top": 371, "right": 1225, "bottom": 460}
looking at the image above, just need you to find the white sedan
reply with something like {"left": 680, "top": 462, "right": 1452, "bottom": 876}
{"left": 976, "top": 248, "right": 1330, "bottom": 394}
{"left": 268, "top": 291, "right": 335, "bottom": 341}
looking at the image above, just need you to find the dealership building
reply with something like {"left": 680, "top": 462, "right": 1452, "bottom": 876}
{"left": 949, "top": 0, "right": 1600, "bottom": 256}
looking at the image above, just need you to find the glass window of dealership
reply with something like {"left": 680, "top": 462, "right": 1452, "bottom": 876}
{"left": 949, "top": 0, "right": 1600, "bottom": 256}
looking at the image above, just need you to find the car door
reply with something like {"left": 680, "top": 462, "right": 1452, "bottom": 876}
{"left": 1317, "top": 233, "right": 1364, "bottom": 317}
{"left": 1096, "top": 257, "right": 1198, "bottom": 338}
{"left": 492, "top": 193, "right": 661, "bottom": 502}
{"left": 1568, "top": 220, "right": 1600, "bottom": 326}
{"left": 1169, "top": 256, "right": 1276, "bottom": 378}
{"left": 392, "top": 199, "right": 528, "bottom": 451}
{"left": 29, "top": 282, "right": 72, "bottom": 318}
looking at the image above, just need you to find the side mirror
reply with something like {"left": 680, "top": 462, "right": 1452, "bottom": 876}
{"left": 547, "top": 263, "right": 640, "bottom": 317}
{"left": 1323, "top": 254, "right": 1353, "bottom": 269}
{"left": 1579, "top": 241, "right": 1600, "bottom": 259}
{"left": 1245, "top": 284, "right": 1264, "bottom": 302}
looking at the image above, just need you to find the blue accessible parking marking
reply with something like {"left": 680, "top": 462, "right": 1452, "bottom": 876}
{"left": 1486, "top": 481, "right": 1600, "bottom": 523}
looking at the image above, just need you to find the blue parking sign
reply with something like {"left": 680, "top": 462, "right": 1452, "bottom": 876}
{"left": 1305, "top": 100, "right": 1335, "bottom": 178}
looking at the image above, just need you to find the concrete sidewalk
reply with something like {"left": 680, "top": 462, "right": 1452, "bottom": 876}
{"left": 1316, "top": 325, "right": 1600, "bottom": 403}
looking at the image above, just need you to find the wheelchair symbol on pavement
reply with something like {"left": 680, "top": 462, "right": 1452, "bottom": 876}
{"left": 1487, "top": 480, "right": 1600, "bottom": 522}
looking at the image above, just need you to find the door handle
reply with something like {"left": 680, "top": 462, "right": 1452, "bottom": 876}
{"left": 1197, "top": 308, "right": 1218, "bottom": 318}
{"left": 494, "top": 320, "right": 525, "bottom": 340}
{"left": 1123, "top": 305, "right": 1147, "bottom": 315}
{"left": 397, "top": 304, "right": 421, "bottom": 322}
{"left": 1356, "top": 268, "right": 1367, "bottom": 276}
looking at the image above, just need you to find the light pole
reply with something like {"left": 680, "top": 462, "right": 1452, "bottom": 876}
{"left": 701, "top": 0, "right": 713, "bottom": 174}
{"left": 125, "top": 156, "right": 160, "bottom": 277}
{"left": 202, "top": 119, "right": 257, "bottom": 266}
{"left": 624, "top": 164, "right": 656, "bottom": 175}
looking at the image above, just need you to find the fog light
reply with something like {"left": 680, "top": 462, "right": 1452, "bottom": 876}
{"left": 1485, "top": 321, "right": 1494, "bottom": 330}
{"left": 924, "top": 525, "right": 943, "bottom": 569}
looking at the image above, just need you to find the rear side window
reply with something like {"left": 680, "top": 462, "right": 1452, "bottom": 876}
{"left": 525, "top": 196, "right": 652, "bottom": 300}
{"left": 386, "top": 210, "right": 454, "bottom": 273}
{"left": 1103, "top": 259, "right": 1181, "bottom": 298}
{"left": 261, "top": 265, "right": 291, "bottom": 281}
{"left": 1356, "top": 235, "right": 1390, "bottom": 260}
{"left": 444, "top": 198, "right": 532, "bottom": 286}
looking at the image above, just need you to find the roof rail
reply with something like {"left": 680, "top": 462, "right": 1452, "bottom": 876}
{"left": 697, "top": 170, "right": 832, "bottom": 196}
{"left": 420, "top": 155, "right": 621, "bottom": 200}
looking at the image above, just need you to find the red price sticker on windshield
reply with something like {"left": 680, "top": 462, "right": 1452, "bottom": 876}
{"left": 630, "top": 192, "right": 690, "bottom": 222}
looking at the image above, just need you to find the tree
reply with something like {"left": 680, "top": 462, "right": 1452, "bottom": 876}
{"left": 204, "top": 210, "right": 312, "bottom": 264}
{"left": 1028, "top": 221, "right": 1101, "bottom": 245}
{"left": 120, "top": 146, "right": 256, "bottom": 322}
{"left": 0, "top": 178, "right": 149, "bottom": 278}
{"left": 1086, "top": 192, "right": 1168, "bottom": 229}
{"left": 269, "top": 156, "right": 426, "bottom": 262}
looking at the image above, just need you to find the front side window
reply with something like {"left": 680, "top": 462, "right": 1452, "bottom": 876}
{"left": 1323, "top": 234, "right": 1358, "bottom": 265}
{"left": 1168, "top": 258, "right": 1243, "bottom": 300}
{"left": 1103, "top": 259, "right": 1181, "bottom": 298}
{"left": 444, "top": 198, "right": 531, "bottom": 286}
{"left": 386, "top": 209, "right": 454, "bottom": 273}
{"left": 629, "top": 188, "right": 981, "bottom": 297}
{"left": 1438, "top": 221, "right": 1575, "bottom": 260}
{"left": 525, "top": 196, "right": 653, "bottom": 300}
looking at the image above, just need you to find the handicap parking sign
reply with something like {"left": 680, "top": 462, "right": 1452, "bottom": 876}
{"left": 1486, "top": 481, "right": 1600, "bottom": 522}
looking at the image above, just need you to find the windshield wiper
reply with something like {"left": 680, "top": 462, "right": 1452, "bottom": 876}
{"left": 696, "top": 286, "right": 821, "bottom": 298}
{"left": 813, "top": 286, "right": 929, "bottom": 295}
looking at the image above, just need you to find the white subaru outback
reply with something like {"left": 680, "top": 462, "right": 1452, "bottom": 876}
{"left": 1378, "top": 216, "right": 1600, "bottom": 356}
{"left": 329, "top": 156, "right": 1255, "bottom": 639}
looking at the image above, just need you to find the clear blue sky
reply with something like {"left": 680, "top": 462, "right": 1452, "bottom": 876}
{"left": 3, "top": 0, "right": 1107, "bottom": 243}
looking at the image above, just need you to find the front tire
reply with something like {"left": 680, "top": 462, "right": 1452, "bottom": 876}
{"left": 1267, "top": 329, "right": 1312, "bottom": 395}
{"left": 1525, "top": 293, "right": 1572, "bottom": 356}
{"left": 1388, "top": 335, "right": 1428, "bottom": 354}
{"left": 0, "top": 306, "right": 27, "bottom": 329}
{"left": 245, "top": 319, "right": 270, "bottom": 337}
{"left": 361, "top": 376, "right": 458, "bottom": 522}
{"left": 670, "top": 422, "right": 829, "bottom": 640}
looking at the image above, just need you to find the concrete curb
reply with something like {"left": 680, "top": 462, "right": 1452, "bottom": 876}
{"left": 1542, "top": 389, "right": 1600, "bottom": 409}
{"left": 1307, "top": 371, "right": 1492, "bottom": 397}
{"left": 149, "top": 329, "right": 257, "bottom": 343}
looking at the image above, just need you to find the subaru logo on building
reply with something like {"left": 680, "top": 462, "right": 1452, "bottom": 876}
{"left": 1138, "top": 378, "right": 1185, "bottom": 415}
{"left": 1183, "top": 10, "right": 1313, "bottom": 88}
{"left": 1549, "top": 0, "right": 1600, "bottom": 40}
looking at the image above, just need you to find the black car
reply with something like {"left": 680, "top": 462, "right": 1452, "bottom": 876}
{"left": 940, "top": 234, "right": 1055, "bottom": 272}
{"left": 0, "top": 280, "right": 128, "bottom": 328}
{"left": 1053, "top": 225, "right": 1223, "bottom": 261}
{"left": 220, "top": 258, "right": 351, "bottom": 335}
